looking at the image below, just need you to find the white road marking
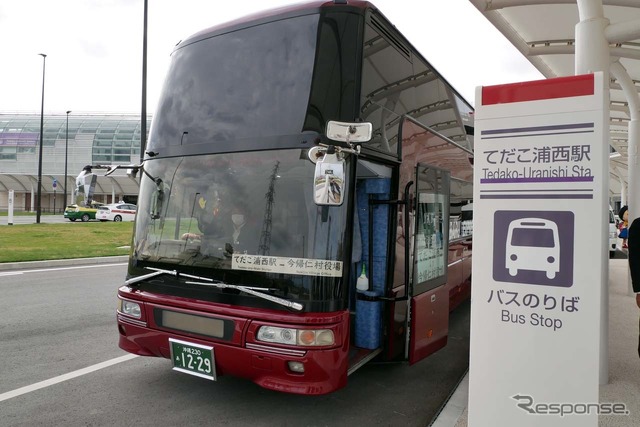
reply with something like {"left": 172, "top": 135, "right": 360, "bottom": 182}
{"left": 0, "top": 354, "right": 139, "bottom": 402}
{"left": 2, "top": 263, "right": 127, "bottom": 275}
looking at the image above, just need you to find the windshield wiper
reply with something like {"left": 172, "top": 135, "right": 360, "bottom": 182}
{"left": 125, "top": 267, "right": 304, "bottom": 311}
{"left": 185, "top": 280, "right": 304, "bottom": 312}
{"left": 124, "top": 267, "right": 213, "bottom": 286}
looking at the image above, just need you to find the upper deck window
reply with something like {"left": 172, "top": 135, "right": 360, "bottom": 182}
{"left": 150, "top": 14, "right": 319, "bottom": 152}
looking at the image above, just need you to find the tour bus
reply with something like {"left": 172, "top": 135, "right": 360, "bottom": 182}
{"left": 115, "top": 0, "right": 474, "bottom": 395}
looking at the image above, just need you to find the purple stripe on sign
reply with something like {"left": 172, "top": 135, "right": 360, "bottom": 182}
{"left": 481, "top": 122, "right": 594, "bottom": 136}
{"left": 480, "top": 188, "right": 592, "bottom": 193}
{"left": 481, "top": 130, "right": 594, "bottom": 140}
{"left": 480, "top": 176, "right": 594, "bottom": 184}
{"left": 480, "top": 194, "right": 593, "bottom": 199}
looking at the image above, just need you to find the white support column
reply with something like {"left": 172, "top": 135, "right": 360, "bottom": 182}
{"left": 575, "top": 3, "right": 609, "bottom": 78}
{"left": 576, "top": 0, "right": 610, "bottom": 386}
{"left": 620, "top": 178, "right": 626, "bottom": 208}
{"left": 30, "top": 184, "right": 35, "bottom": 213}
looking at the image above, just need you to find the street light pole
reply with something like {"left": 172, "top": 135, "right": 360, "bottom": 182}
{"left": 140, "top": 0, "right": 148, "bottom": 163}
{"left": 36, "top": 53, "right": 47, "bottom": 224}
{"left": 64, "top": 110, "right": 71, "bottom": 209}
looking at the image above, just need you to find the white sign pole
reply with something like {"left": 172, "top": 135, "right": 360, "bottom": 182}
{"left": 468, "top": 73, "right": 607, "bottom": 426}
{"left": 8, "top": 189, "right": 14, "bottom": 225}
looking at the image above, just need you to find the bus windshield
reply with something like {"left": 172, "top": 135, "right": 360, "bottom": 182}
{"left": 131, "top": 149, "right": 351, "bottom": 310}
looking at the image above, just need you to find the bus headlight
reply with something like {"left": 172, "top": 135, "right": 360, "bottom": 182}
{"left": 118, "top": 298, "right": 142, "bottom": 319}
{"left": 257, "top": 326, "right": 335, "bottom": 346}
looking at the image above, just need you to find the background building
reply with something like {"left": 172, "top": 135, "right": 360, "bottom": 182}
{"left": 0, "top": 112, "right": 150, "bottom": 212}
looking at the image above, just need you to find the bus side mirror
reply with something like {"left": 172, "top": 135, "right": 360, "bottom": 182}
{"left": 313, "top": 152, "right": 344, "bottom": 206}
{"left": 326, "top": 120, "right": 372, "bottom": 144}
{"left": 311, "top": 121, "right": 371, "bottom": 206}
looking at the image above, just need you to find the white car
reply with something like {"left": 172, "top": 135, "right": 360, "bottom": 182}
{"left": 96, "top": 203, "right": 137, "bottom": 222}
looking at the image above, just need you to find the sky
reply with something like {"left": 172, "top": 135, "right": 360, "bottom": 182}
{"left": 0, "top": 0, "right": 543, "bottom": 115}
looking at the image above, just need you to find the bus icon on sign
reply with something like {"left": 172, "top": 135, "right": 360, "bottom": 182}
{"left": 506, "top": 218, "right": 560, "bottom": 279}
{"left": 493, "top": 210, "right": 574, "bottom": 288}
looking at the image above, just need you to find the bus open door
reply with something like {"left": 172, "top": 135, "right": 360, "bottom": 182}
{"left": 406, "top": 165, "right": 451, "bottom": 364}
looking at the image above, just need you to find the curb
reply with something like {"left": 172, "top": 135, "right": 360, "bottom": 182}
{"left": 0, "top": 256, "right": 129, "bottom": 272}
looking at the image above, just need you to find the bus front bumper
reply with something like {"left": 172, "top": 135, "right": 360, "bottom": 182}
{"left": 116, "top": 314, "right": 349, "bottom": 395}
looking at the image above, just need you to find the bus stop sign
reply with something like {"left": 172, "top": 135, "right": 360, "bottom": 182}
{"left": 468, "top": 73, "right": 607, "bottom": 427}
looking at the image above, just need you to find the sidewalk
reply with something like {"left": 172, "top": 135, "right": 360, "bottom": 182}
{"left": 433, "top": 257, "right": 640, "bottom": 426}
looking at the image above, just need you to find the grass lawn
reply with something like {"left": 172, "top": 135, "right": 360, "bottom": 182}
{"left": 0, "top": 222, "right": 134, "bottom": 263}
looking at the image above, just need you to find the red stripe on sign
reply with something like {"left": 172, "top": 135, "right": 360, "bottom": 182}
{"left": 482, "top": 74, "right": 594, "bottom": 105}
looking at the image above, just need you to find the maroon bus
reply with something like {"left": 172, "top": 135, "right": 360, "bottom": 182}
{"left": 116, "top": 0, "right": 474, "bottom": 395}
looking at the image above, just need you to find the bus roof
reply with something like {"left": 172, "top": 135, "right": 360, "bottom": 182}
{"left": 177, "top": 1, "right": 374, "bottom": 50}
{"left": 172, "top": 0, "right": 474, "bottom": 114}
